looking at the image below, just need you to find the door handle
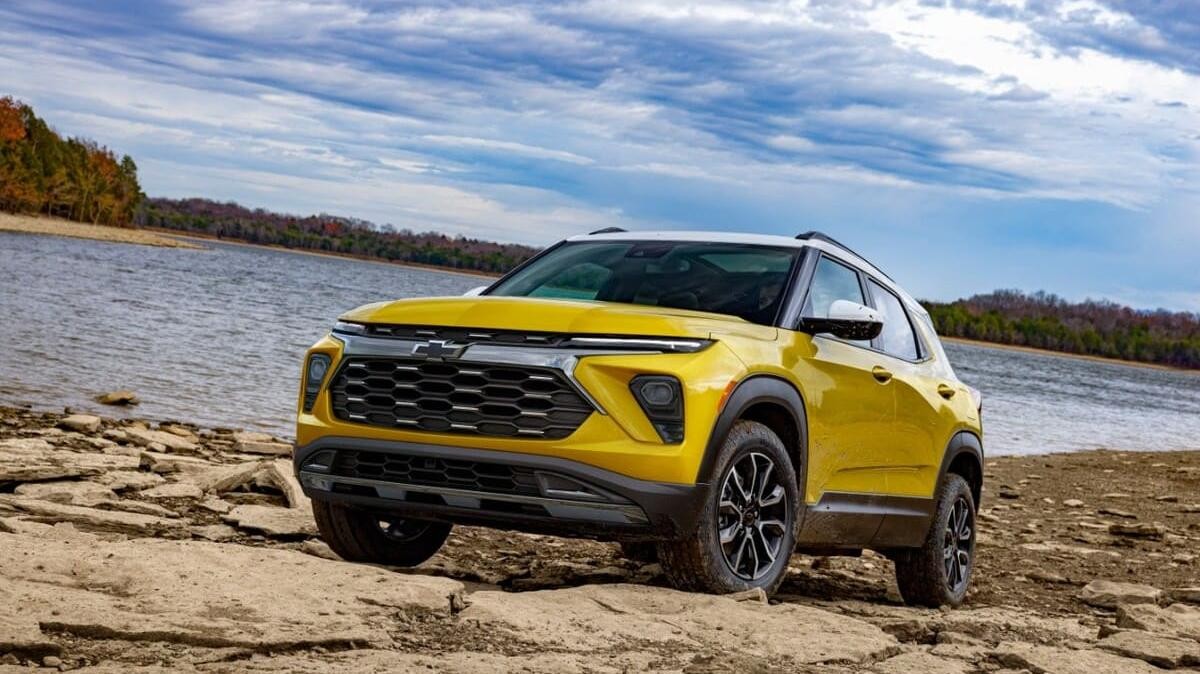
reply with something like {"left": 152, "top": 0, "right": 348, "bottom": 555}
{"left": 937, "top": 383, "right": 956, "bottom": 399}
{"left": 871, "top": 366, "right": 893, "bottom": 384}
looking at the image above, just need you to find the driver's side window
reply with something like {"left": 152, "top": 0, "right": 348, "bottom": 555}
{"left": 802, "top": 256, "right": 869, "bottom": 347}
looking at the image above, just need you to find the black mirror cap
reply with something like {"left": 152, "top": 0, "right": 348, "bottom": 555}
{"left": 797, "top": 317, "right": 883, "bottom": 341}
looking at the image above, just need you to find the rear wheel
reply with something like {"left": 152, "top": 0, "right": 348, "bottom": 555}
{"left": 893, "top": 474, "right": 976, "bottom": 607}
{"left": 658, "top": 420, "right": 797, "bottom": 596}
{"left": 312, "top": 499, "right": 451, "bottom": 566}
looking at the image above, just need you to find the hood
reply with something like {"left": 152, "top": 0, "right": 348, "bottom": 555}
{"left": 340, "top": 296, "right": 776, "bottom": 340}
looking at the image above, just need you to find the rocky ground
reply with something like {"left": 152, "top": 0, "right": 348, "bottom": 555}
{"left": 1, "top": 404, "right": 1197, "bottom": 673}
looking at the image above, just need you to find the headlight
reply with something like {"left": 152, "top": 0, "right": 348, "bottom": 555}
{"left": 332, "top": 320, "right": 366, "bottom": 335}
{"left": 630, "top": 375, "right": 684, "bottom": 443}
{"left": 302, "top": 353, "right": 332, "bottom": 412}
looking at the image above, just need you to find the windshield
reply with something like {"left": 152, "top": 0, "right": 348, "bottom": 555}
{"left": 487, "top": 241, "right": 800, "bottom": 325}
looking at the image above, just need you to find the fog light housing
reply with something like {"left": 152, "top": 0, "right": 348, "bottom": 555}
{"left": 303, "top": 354, "right": 332, "bottom": 412}
{"left": 630, "top": 375, "right": 684, "bottom": 444}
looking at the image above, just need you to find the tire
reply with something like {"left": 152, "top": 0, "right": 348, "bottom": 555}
{"left": 312, "top": 499, "right": 451, "bottom": 567}
{"left": 893, "top": 473, "right": 976, "bottom": 607}
{"left": 658, "top": 420, "right": 798, "bottom": 596}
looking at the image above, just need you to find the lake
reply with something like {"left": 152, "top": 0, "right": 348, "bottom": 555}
{"left": 2, "top": 231, "right": 1198, "bottom": 456}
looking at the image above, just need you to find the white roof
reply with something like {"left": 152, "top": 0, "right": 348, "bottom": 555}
{"left": 567, "top": 230, "right": 925, "bottom": 315}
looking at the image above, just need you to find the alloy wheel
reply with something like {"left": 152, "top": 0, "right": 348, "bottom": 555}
{"left": 717, "top": 452, "right": 790, "bottom": 580}
{"left": 943, "top": 496, "right": 974, "bottom": 592}
{"left": 378, "top": 518, "right": 431, "bottom": 542}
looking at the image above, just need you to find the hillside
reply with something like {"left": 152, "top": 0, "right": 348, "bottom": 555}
{"left": 925, "top": 290, "right": 1200, "bottom": 370}
{"left": 136, "top": 197, "right": 538, "bottom": 274}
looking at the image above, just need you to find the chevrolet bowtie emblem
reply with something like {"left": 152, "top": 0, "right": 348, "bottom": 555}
{"left": 412, "top": 339, "right": 465, "bottom": 360}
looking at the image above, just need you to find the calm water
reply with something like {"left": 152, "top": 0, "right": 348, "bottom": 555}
{"left": 2, "top": 232, "right": 1198, "bottom": 455}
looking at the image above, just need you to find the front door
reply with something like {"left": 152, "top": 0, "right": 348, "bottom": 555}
{"left": 790, "top": 255, "right": 900, "bottom": 505}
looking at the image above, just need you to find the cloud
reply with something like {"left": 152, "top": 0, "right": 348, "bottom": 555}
{"left": 1, "top": 0, "right": 1198, "bottom": 308}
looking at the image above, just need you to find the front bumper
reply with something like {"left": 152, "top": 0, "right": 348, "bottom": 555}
{"left": 295, "top": 436, "right": 709, "bottom": 541}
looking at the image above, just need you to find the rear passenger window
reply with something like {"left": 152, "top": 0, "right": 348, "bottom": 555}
{"left": 867, "top": 279, "right": 920, "bottom": 360}
{"left": 802, "top": 256, "right": 870, "bottom": 347}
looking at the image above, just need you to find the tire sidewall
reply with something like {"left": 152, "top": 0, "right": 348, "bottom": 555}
{"left": 934, "top": 474, "right": 976, "bottom": 605}
{"left": 699, "top": 421, "right": 798, "bottom": 594}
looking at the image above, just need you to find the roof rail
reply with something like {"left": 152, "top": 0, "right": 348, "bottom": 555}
{"left": 795, "top": 230, "right": 893, "bottom": 281}
{"left": 588, "top": 227, "right": 627, "bottom": 235}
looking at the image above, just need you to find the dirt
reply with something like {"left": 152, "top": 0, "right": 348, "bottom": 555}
{"left": 1, "top": 403, "right": 1197, "bottom": 672}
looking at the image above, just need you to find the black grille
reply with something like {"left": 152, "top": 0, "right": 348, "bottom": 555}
{"left": 328, "top": 357, "right": 593, "bottom": 439}
{"left": 330, "top": 449, "right": 541, "bottom": 496}
{"left": 364, "top": 324, "right": 571, "bottom": 346}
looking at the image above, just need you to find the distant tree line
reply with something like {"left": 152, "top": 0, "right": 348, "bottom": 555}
{"left": 925, "top": 290, "right": 1200, "bottom": 369}
{"left": 137, "top": 197, "right": 539, "bottom": 274}
{"left": 0, "top": 97, "right": 142, "bottom": 226}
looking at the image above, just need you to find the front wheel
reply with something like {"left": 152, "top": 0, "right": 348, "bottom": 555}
{"left": 312, "top": 499, "right": 451, "bottom": 567}
{"left": 893, "top": 473, "right": 976, "bottom": 607}
{"left": 658, "top": 420, "right": 798, "bottom": 596}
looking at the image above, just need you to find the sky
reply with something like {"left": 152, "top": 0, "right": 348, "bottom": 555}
{"left": 2, "top": 0, "right": 1198, "bottom": 310}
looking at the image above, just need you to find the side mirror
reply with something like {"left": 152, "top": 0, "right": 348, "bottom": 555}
{"left": 799, "top": 300, "right": 883, "bottom": 341}
{"left": 463, "top": 286, "right": 488, "bottom": 297}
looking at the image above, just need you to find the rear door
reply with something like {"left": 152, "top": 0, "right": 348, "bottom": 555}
{"left": 862, "top": 277, "right": 946, "bottom": 498}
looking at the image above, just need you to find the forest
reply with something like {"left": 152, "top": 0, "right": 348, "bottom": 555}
{"left": 0, "top": 97, "right": 142, "bottom": 226}
{"left": 137, "top": 198, "right": 539, "bottom": 274}
{"left": 924, "top": 290, "right": 1200, "bottom": 369}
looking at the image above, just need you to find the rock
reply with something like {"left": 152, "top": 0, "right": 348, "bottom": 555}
{"left": 258, "top": 459, "right": 309, "bottom": 509}
{"left": 232, "top": 430, "right": 274, "bottom": 444}
{"left": 124, "top": 427, "right": 199, "bottom": 453}
{"left": 13, "top": 480, "right": 116, "bottom": 504}
{"left": 874, "top": 651, "right": 969, "bottom": 674}
{"left": 300, "top": 539, "right": 339, "bottom": 560}
{"left": 1168, "top": 587, "right": 1200, "bottom": 604}
{"left": 224, "top": 504, "right": 317, "bottom": 537}
{"left": 41, "top": 656, "right": 62, "bottom": 668}
{"left": 1108, "top": 523, "right": 1165, "bottom": 540}
{"left": 0, "top": 535, "right": 462, "bottom": 651}
{"left": 1098, "top": 507, "right": 1136, "bottom": 519}
{"left": 138, "top": 451, "right": 213, "bottom": 475}
{"left": 990, "top": 641, "right": 1163, "bottom": 674}
{"left": 1155, "top": 495, "right": 1179, "bottom": 502}
{"left": 725, "top": 587, "right": 768, "bottom": 604}
{"left": 237, "top": 440, "right": 293, "bottom": 456}
{"left": 95, "top": 390, "right": 139, "bottom": 405}
{"left": 92, "top": 470, "right": 165, "bottom": 491}
{"left": 58, "top": 414, "right": 101, "bottom": 433}
{"left": 459, "top": 584, "right": 900, "bottom": 665}
{"left": 1027, "top": 569, "right": 1070, "bottom": 584}
{"left": 0, "top": 613, "right": 61, "bottom": 661}
{"left": 198, "top": 498, "right": 234, "bottom": 514}
{"left": 934, "top": 606, "right": 1097, "bottom": 645}
{"left": 0, "top": 496, "right": 187, "bottom": 536}
{"left": 0, "top": 437, "right": 103, "bottom": 483}
{"left": 1063, "top": 499, "right": 1085, "bottom": 508}
{"left": 158, "top": 424, "right": 198, "bottom": 441}
{"left": 105, "top": 499, "right": 179, "bottom": 518}
{"left": 139, "top": 482, "right": 204, "bottom": 500}
{"left": 1181, "top": 504, "right": 1200, "bottom": 513}
{"left": 196, "top": 460, "right": 269, "bottom": 492}
{"left": 1101, "top": 493, "right": 1130, "bottom": 499}
{"left": 998, "top": 488, "right": 1020, "bottom": 500}
{"left": 1117, "top": 603, "right": 1200, "bottom": 641}
{"left": 1079, "top": 580, "right": 1163, "bottom": 608}
{"left": 190, "top": 524, "right": 239, "bottom": 542}
{"left": 1096, "top": 630, "right": 1200, "bottom": 668}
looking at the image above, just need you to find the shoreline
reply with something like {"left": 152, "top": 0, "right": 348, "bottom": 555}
{"left": 943, "top": 335, "right": 1199, "bottom": 375}
{"left": 149, "top": 228, "right": 503, "bottom": 280}
{"left": 0, "top": 212, "right": 202, "bottom": 249}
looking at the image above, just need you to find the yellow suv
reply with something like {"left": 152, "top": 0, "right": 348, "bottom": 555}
{"left": 295, "top": 230, "right": 984, "bottom": 605}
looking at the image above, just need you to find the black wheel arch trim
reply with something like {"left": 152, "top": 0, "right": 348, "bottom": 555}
{"left": 937, "top": 430, "right": 984, "bottom": 508}
{"left": 695, "top": 374, "right": 810, "bottom": 529}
